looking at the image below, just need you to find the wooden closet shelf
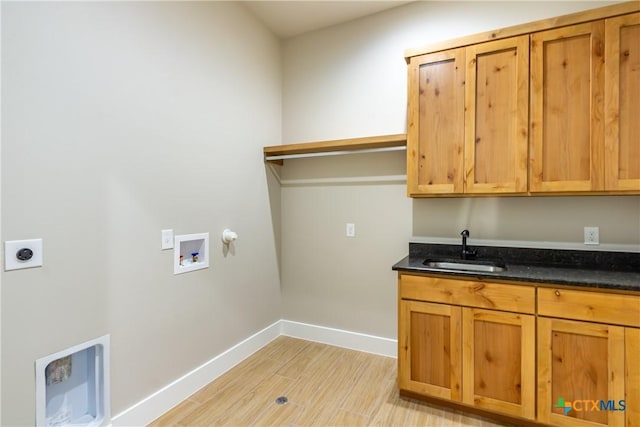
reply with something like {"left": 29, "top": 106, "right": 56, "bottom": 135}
{"left": 264, "top": 134, "right": 407, "bottom": 163}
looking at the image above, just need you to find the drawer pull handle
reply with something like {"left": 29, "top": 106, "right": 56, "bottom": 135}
{"left": 555, "top": 290, "right": 561, "bottom": 296}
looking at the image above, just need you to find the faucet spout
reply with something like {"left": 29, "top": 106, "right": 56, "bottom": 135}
{"left": 460, "top": 229, "right": 477, "bottom": 260}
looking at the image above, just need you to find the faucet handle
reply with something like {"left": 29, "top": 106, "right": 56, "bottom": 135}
{"left": 460, "top": 229, "right": 476, "bottom": 260}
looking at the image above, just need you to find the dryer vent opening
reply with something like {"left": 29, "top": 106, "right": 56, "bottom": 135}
{"left": 35, "top": 335, "right": 110, "bottom": 427}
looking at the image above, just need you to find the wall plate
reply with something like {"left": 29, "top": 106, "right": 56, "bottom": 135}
{"left": 5, "top": 238, "right": 43, "bottom": 271}
{"left": 161, "top": 229, "right": 174, "bottom": 250}
{"left": 584, "top": 226, "right": 600, "bottom": 245}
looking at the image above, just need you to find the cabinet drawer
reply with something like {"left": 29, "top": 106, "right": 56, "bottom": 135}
{"left": 538, "top": 287, "right": 640, "bottom": 327}
{"left": 399, "top": 274, "right": 535, "bottom": 314}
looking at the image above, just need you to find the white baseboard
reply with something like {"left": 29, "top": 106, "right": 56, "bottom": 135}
{"left": 110, "top": 321, "right": 281, "bottom": 427}
{"left": 110, "top": 320, "right": 397, "bottom": 426}
{"left": 280, "top": 320, "right": 397, "bottom": 358}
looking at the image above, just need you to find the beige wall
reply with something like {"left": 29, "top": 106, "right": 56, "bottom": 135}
{"left": 0, "top": 2, "right": 3, "bottom": 421}
{"left": 281, "top": 1, "right": 640, "bottom": 338}
{"left": 278, "top": 151, "right": 410, "bottom": 339}
{"left": 2, "top": 1, "right": 639, "bottom": 424}
{"left": 1, "top": 2, "right": 282, "bottom": 425}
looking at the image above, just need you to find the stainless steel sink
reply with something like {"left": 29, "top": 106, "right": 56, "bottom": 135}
{"left": 423, "top": 259, "right": 506, "bottom": 273}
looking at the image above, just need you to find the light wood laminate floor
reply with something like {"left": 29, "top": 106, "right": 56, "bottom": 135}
{"left": 148, "top": 336, "right": 510, "bottom": 426}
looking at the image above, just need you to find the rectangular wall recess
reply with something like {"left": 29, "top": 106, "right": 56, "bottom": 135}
{"left": 35, "top": 335, "right": 110, "bottom": 427}
{"left": 174, "top": 232, "right": 210, "bottom": 274}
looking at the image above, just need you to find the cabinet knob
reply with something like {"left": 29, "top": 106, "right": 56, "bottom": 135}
{"left": 555, "top": 290, "right": 561, "bottom": 296}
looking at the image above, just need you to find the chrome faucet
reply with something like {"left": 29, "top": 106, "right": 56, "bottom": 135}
{"left": 460, "top": 229, "right": 477, "bottom": 260}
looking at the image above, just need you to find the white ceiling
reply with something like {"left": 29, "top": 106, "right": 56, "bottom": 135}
{"left": 243, "top": 1, "right": 415, "bottom": 38}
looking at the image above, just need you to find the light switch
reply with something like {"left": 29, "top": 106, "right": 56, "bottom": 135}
{"left": 346, "top": 223, "right": 355, "bottom": 238}
{"left": 4, "top": 239, "right": 43, "bottom": 271}
{"left": 161, "top": 229, "right": 174, "bottom": 250}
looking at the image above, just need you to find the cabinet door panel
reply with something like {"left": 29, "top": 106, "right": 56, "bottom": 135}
{"left": 465, "top": 36, "right": 529, "bottom": 194}
{"left": 398, "top": 299, "right": 462, "bottom": 400}
{"left": 538, "top": 317, "right": 625, "bottom": 427}
{"left": 410, "top": 311, "right": 451, "bottom": 388}
{"left": 463, "top": 308, "right": 535, "bottom": 419}
{"left": 530, "top": 22, "right": 605, "bottom": 192}
{"left": 605, "top": 13, "right": 640, "bottom": 191}
{"left": 407, "top": 49, "right": 465, "bottom": 195}
{"left": 626, "top": 328, "right": 640, "bottom": 427}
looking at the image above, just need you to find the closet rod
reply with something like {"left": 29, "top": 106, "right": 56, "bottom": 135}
{"left": 265, "top": 146, "right": 406, "bottom": 161}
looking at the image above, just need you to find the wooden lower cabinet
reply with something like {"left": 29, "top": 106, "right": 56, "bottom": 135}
{"left": 462, "top": 308, "right": 535, "bottom": 419}
{"left": 398, "top": 273, "right": 640, "bottom": 427}
{"left": 625, "top": 328, "right": 640, "bottom": 427}
{"left": 398, "top": 299, "right": 462, "bottom": 400}
{"left": 398, "top": 274, "right": 536, "bottom": 421}
{"left": 537, "top": 318, "right": 623, "bottom": 427}
{"left": 537, "top": 287, "right": 640, "bottom": 427}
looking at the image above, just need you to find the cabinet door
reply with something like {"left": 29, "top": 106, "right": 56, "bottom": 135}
{"left": 538, "top": 317, "right": 626, "bottom": 427}
{"left": 462, "top": 308, "right": 535, "bottom": 419}
{"left": 398, "top": 299, "right": 462, "bottom": 400}
{"left": 464, "top": 36, "right": 529, "bottom": 194}
{"left": 407, "top": 49, "right": 465, "bottom": 195}
{"left": 530, "top": 22, "right": 605, "bottom": 193}
{"left": 604, "top": 13, "right": 640, "bottom": 192}
{"left": 626, "top": 328, "right": 640, "bottom": 427}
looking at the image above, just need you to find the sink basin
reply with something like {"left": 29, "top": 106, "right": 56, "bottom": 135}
{"left": 422, "top": 259, "right": 506, "bottom": 273}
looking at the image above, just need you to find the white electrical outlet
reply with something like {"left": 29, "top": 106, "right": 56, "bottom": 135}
{"left": 346, "top": 223, "right": 356, "bottom": 238}
{"left": 584, "top": 226, "right": 599, "bottom": 245}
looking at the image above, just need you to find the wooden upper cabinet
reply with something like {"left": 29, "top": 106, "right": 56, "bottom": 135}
{"left": 530, "top": 22, "right": 606, "bottom": 193}
{"left": 464, "top": 36, "right": 529, "bottom": 194}
{"left": 406, "top": 3, "right": 639, "bottom": 197}
{"left": 604, "top": 12, "right": 640, "bottom": 192}
{"left": 407, "top": 37, "right": 528, "bottom": 196}
{"left": 407, "top": 49, "right": 465, "bottom": 196}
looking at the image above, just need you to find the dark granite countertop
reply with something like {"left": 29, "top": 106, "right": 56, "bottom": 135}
{"left": 392, "top": 243, "right": 640, "bottom": 292}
